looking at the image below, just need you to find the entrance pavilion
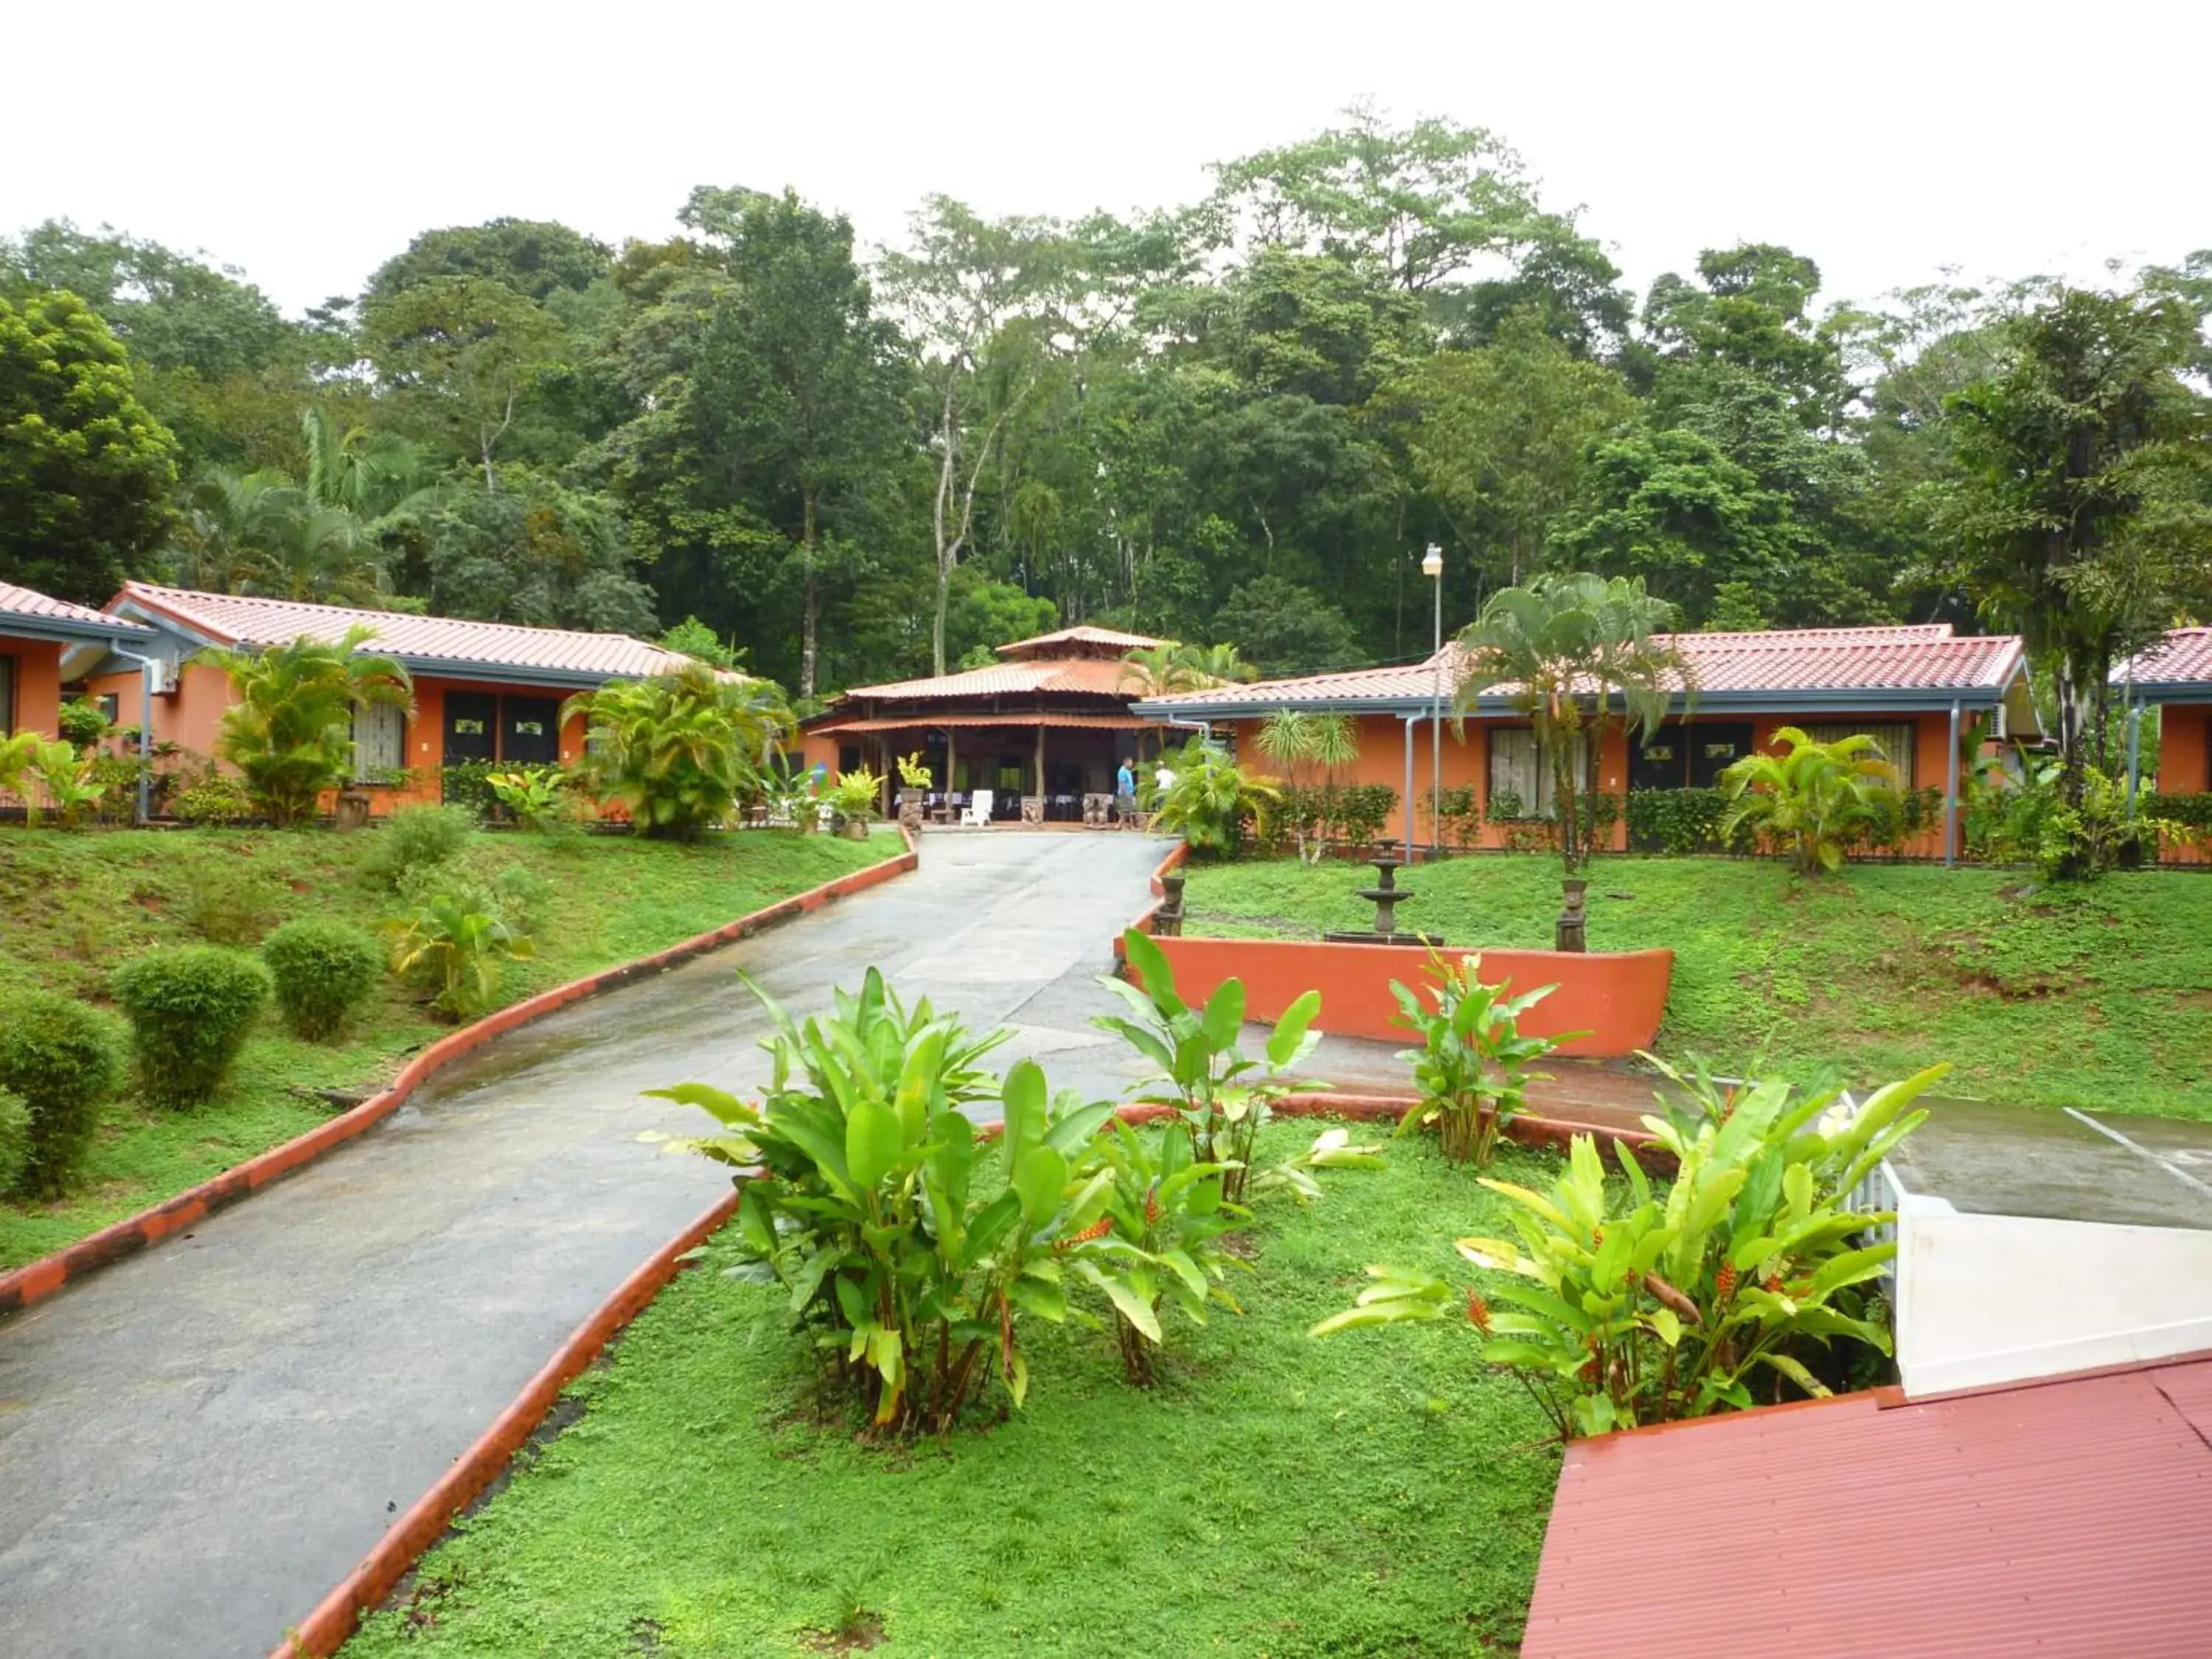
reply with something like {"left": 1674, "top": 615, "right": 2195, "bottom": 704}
{"left": 800, "top": 626, "right": 1173, "bottom": 821}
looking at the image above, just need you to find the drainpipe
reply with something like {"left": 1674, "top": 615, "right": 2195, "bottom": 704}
{"left": 1161, "top": 712, "right": 1213, "bottom": 750}
{"left": 1944, "top": 700, "right": 1961, "bottom": 869}
{"left": 1402, "top": 712, "right": 1419, "bottom": 854}
{"left": 106, "top": 647, "right": 161, "bottom": 825}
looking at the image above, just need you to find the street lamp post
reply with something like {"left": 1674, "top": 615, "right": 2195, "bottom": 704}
{"left": 1422, "top": 543, "right": 1444, "bottom": 862}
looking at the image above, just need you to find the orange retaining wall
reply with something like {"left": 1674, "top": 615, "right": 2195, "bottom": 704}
{"left": 1127, "top": 936, "right": 1673, "bottom": 1057}
{"left": 0, "top": 830, "right": 919, "bottom": 1317}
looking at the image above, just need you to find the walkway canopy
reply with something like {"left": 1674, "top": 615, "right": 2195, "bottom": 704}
{"left": 801, "top": 626, "right": 1175, "bottom": 818}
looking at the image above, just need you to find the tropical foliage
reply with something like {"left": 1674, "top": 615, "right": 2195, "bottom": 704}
{"left": 386, "top": 890, "right": 535, "bottom": 1020}
{"left": 1452, "top": 572, "right": 1685, "bottom": 882}
{"left": 108, "top": 945, "right": 272, "bottom": 1107}
{"left": 1717, "top": 726, "right": 1898, "bottom": 874}
{"left": 483, "top": 766, "right": 568, "bottom": 832}
{"left": 209, "top": 626, "right": 413, "bottom": 827}
{"left": 1391, "top": 954, "right": 1572, "bottom": 1166}
{"left": 562, "top": 663, "right": 793, "bottom": 841}
{"left": 1316, "top": 1061, "right": 1942, "bottom": 1439}
{"left": 1151, "top": 742, "right": 1281, "bottom": 858}
{"left": 650, "top": 970, "right": 1111, "bottom": 1436}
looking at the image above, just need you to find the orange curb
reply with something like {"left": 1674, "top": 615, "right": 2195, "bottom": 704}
{"left": 0, "top": 829, "right": 919, "bottom": 1318}
{"left": 271, "top": 1189, "right": 742, "bottom": 1659}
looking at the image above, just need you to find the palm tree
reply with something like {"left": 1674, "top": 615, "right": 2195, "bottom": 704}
{"left": 1718, "top": 728, "right": 1898, "bottom": 874}
{"left": 301, "top": 406, "right": 435, "bottom": 519}
{"left": 563, "top": 662, "right": 796, "bottom": 841}
{"left": 209, "top": 625, "right": 414, "bottom": 826}
{"left": 1256, "top": 708, "right": 1360, "bottom": 863}
{"left": 1120, "top": 640, "right": 1260, "bottom": 698}
{"left": 173, "top": 467, "right": 391, "bottom": 604}
{"left": 1453, "top": 573, "right": 1687, "bottom": 949}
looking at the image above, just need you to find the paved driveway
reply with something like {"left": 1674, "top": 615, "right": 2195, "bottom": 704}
{"left": 0, "top": 831, "right": 1167, "bottom": 1659}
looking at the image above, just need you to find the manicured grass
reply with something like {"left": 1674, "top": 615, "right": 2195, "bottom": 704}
{"left": 347, "top": 1121, "right": 1560, "bottom": 1658}
{"left": 1183, "top": 854, "right": 2212, "bottom": 1119}
{"left": 0, "top": 825, "right": 888, "bottom": 1266}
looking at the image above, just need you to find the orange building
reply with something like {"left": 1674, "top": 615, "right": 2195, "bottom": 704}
{"left": 800, "top": 626, "right": 1173, "bottom": 821}
{"left": 69, "top": 583, "right": 698, "bottom": 817}
{"left": 1136, "top": 624, "right": 2040, "bottom": 864}
{"left": 2, "top": 579, "right": 160, "bottom": 745}
{"left": 2119, "top": 627, "right": 2212, "bottom": 865}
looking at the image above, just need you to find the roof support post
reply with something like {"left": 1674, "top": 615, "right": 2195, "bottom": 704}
{"left": 2125, "top": 693, "right": 2141, "bottom": 821}
{"left": 1944, "top": 700, "right": 1961, "bottom": 868}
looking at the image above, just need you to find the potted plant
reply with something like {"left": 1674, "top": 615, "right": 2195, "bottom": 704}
{"left": 830, "top": 767, "right": 883, "bottom": 840}
{"left": 894, "top": 751, "right": 932, "bottom": 832}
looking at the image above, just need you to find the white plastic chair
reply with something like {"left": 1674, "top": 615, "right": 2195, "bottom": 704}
{"left": 961, "top": 788, "right": 994, "bottom": 827}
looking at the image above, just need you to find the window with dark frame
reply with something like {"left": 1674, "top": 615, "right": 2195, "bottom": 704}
{"left": 0, "top": 653, "right": 14, "bottom": 734}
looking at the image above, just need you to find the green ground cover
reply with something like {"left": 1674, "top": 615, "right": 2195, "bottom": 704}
{"left": 348, "top": 1122, "right": 1559, "bottom": 1658}
{"left": 1183, "top": 855, "right": 2212, "bottom": 1119}
{"left": 0, "top": 826, "right": 886, "bottom": 1266}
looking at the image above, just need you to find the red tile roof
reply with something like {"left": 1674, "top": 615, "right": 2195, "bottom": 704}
{"left": 1525, "top": 1354, "right": 2212, "bottom": 1659}
{"left": 841, "top": 655, "right": 1146, "bottom": 702}
{"left": 811, "top": 712, "right": 1159, "bottom": 734}
{"left": 2119, "top": 627, "right": 2212, "bottom": 691}
{"left": 1, "top": 580, "right": 154, "bottom": 639}
{"left": 1141, "top": 625, "right": 2026, "bottom": 714}
{"left": 996, "top": 624, "right": 1166, "bottom": 658}
{"left": 111, "top": 583, "right": 692, "bottom": 684}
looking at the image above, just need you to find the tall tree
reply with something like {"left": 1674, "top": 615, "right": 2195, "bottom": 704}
{"left": 0, "top": 290, "right": 178, "bottom": 602}
{"left": 361, "top": 275, "right": 560, "bottom": 488}
{"left": 1929, "top": 284, "right": 2212, "bottom": 796}
{"left": 880, "top": 197, "right": 1075, "bottom": 673}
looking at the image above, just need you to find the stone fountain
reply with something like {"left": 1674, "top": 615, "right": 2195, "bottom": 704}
{"left": 1322, "top": 838, "right": 1441, "bottom": 947}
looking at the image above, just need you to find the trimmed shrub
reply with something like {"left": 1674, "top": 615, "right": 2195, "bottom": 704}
{"left": 262, "top": 919, "right": 383, "bottom": 1041}
{"left": 364, "top": 803, "right": 477, "bottom": 891}
{"left": 171, "top": 771, "right": 257, "bottom": 825}
{"left": 0, "top": 990, "right": 127, "bottom": 1197}
{"left": 110, "top": 946, "right": 273, "bottom": 1107}
{"left": 0, "top": 1088, "right": 31, "bottom": 1195}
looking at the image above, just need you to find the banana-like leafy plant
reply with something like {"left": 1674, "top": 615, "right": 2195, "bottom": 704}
{"left": 484, "top": 765, "right": 568, "bottom": 832}
{"left": 1096, "top": 928, "right": 1363, "bottom": 1206}
{"left": 1390, "top": 953, "right": 1576, "bottom": 1166}
{"left": 1315, "top": 1060, "right": 1942, "bottom": 1439}
{"left": 1068, "top": 1118, "right": 1250, "bottom": 1386}
{"left": 4, "top": 737, "right": 110, "bottom": 827}
{"left": 562, "top": 662, "right": 793, "bottom": 841}
{"left": 1717, "top": 726, "right": 1898, "bottom": 874}
{"left": 385, "top": 892, "right": 534, "bottom": 1020}
{"left": 1150, "top": 742, "right": 1281, "bottom": 859}
{"left": 650, "top": 970, "right": 1119, "bottom": 1436}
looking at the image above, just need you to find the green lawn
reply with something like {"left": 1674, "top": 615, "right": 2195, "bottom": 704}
{"left": 347, "top": 1122, "right": 1559, "bottom": 1658}
{"left": 0, "top": 825, "right": 888, "bottom": 1267}
{"left": 1183, "top": 854, "right": 2212, "bottom": 1119}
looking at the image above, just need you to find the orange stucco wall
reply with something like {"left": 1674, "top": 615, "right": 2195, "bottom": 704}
{"left": 1134, "top": 936, "right": 1675, "bottom": 1057}
{"left": 1230, "top": 710, "right": 1958, "bottom": 859}
{"left": 1, "top": 636, "right": 66, "bottom": 739}
{"left": 80, "top": 662, "right": 589, "bottom": 818}
{"left": 2157, "top": 705, "right": 2211, "bottom": 796}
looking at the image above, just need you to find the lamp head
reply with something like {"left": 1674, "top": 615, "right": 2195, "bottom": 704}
{"left": 1422, "top": 544, "right": 1444, "bottom": 579}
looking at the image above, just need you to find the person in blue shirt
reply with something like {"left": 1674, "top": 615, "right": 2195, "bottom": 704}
{"left": 1115, "top": 757, "right": 1136, "bottom": 822}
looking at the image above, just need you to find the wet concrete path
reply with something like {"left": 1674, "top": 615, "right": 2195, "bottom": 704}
{"left": 0, "top": 832, "right": 1167, "bottom": 1659}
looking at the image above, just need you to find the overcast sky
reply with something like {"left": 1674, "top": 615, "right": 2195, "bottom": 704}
{"left": 6, "top": 0, "right": 2202, "bottom": 317}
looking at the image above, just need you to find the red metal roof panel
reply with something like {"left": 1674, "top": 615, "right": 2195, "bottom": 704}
{"left": 1525, "top": 1355, "right": 2212, "bottom": 1659}
{"left": 1, "top": 580, "right": 154, "bottom": 635}
{"left": 841, "top": 656, "right": 1141, "bottom": 700}
{"left": 113, "top": 583, "right": 691, "bottom": 680}
{"left": 2119, "top": 627, "right": 2212, "bottom": 689}
{"left": 810, "top": 712, "right": 1161, "bottom": 734}
{"left": 995, "top": 624, "right": 1166, "bottom": 658}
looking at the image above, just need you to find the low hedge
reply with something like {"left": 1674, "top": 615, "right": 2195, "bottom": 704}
{"left": 110, "top": 946, "right": 274, "bottom": 1108}
{"left": 0, "top": 990, "right": 128, "bottom": 1197}
{"left": 2148, "top": 792, "right": 2212, "bottom": 844}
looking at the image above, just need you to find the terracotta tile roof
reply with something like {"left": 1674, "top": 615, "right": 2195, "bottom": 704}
{"left": 0, "top": 580, "right": 155, "bottom": 639}
{"left": 1139, "top": 625, "right": 2027, "bottom": 715}
{"left": 841, "top": 655, "right": 1144, "bottom": 701}
{"left": 2118, "top": 627, "right": 2212, "bottom": 691}
{"left": 811, "top": 712, "right": 1160, "bottom": 735}
{"left": 996, "top": 624, "right": 1165, "bottom": 658}
{"left": 111, "top": 583, "right": 692, "bottom": 684}
{"left": 1524, "top": 1354, "right": 2212, "bottom": 1659}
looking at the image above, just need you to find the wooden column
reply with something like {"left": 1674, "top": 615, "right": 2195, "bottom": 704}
{"left": 1033, "top": 724, "right": 1046, "bottom": 796}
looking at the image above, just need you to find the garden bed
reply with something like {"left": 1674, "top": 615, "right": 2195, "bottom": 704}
{"left": 1179, "top": 855, "right": 2212, "bottom": 1119}
{"left": 0, "top": 827, "right": 888, "bottom": 1267}
{"left": 344, "top": 1124, "right": 1562, "bottom": 1658}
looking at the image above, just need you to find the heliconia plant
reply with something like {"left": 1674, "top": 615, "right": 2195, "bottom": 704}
{"left": 1096, "top": 928, "right": 1363, "bottom": 1206}
{"left": 649, "top": 969, "right": 1119, "bottom": 1437}
{"left": 1389, "top": 952, "right": 1578, "bottom": 1166}
{"left": 1315, "top": 1060, "right": 1943, "bottom": 1439}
